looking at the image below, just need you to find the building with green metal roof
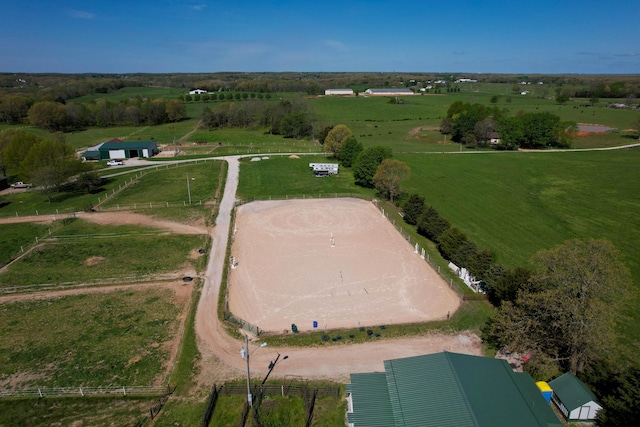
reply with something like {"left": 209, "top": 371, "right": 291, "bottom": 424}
{"left": 82, "top": 139, "right": 158, "bottom": 161}
{"left": 347, "top": 351, "right": 563, "bottom": 427}
{"left": 549, "top": 372, "right": 602, "bottom": 421}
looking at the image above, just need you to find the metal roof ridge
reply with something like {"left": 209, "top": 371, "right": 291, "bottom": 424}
{"left": 444, "top": 351, "right": 480, "bottom": 427}
{"left": 502, "top": 363, "right": 548, "bottom": 426}
{"left": 384, "top": 361, "right": 406, "bottom": 427}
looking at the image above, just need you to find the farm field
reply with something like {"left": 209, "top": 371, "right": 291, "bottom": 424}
{"left": 0, "top": 284, "right": 189, "bottom": 388}
{"left": 0, "top": 223, "right": 205, "bottom": 288}
{"left": 1, "top": 79, "right": 639, "bottom": 424}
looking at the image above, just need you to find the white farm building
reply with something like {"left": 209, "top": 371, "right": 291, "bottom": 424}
{"left": 549, "top": 373, "right": 602, "bottom": 422}
{"left": 189, "top": 89, "right": 208, "bottom": 95}
{"left": 364, "top": 88, "right": 414, "bottom": 96}
{"left": 325, "top": 88, "right": 354, "bottom": 96}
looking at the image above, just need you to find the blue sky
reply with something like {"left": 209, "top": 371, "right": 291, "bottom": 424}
{"left": 1, "top": 0, "right": 639, "bottom": 74}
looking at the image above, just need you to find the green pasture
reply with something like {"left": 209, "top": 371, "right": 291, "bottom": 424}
{"left": 399, "top": 149, "right": 640, "bottom": 349}
{"left": 236, "top": 155, "right": 374, "bottom": 201}
{"left": 0, "top": 287, "right": 183, "bottom": 387}
{"left": 0, "top": 397, "right": 154, "bottom": 427}
{"left": 0, "top": 220, "right": 205, "bottom": 288}
{"left": 0, "top": 161, "right": 221, "bottom": 219}
{"left": 71, "top": 86, "right": 187, "bottom": 104}
{"left": 156, "top": 389, "right": 346, "bottom": 427}
{"left": 0, "top": 223, "right": 49, "bottom": 265}
{"left": 101, "top": 160, "right": 222, "bottom": 207}
{"left": 63, "top": 119, "right": 200, "bottom": 150}
{"left": 0, "top": 171, "right": 137, "bottom": 218}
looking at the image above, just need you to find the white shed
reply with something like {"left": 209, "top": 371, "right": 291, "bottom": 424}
{"left": 549, "top": 373, "right": 602, "bottom": 422}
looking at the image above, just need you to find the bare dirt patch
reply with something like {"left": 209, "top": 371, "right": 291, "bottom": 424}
{"left": 80, "top": 211, "right": 207, "bottom": 235}
{"left": 84, "top": 256, "right": 106, "bottom": 266}
{"left": 228, "top": 199, "right": 461, "bottom": 333}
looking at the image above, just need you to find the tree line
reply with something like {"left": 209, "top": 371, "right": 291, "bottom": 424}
{"left": 440, "top": 101, "right": 576, "bottom": 150}
{"left": 0, "top": 96, "right": 186, "bottom": 131}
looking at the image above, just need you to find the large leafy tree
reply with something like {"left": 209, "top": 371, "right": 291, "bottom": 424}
{"left": 489, "top": 239, "right": 632, "bottom": 376}
{"left": 352, "top": 145, "right": 392, "bottom": 188}
{"left": 20, "top": 139, "right": 87, "bottom": 200}
{"left": 417, "top": 206, "right": 450, "bottom": 242}
{"left": 499, "top": 112, "right": 575, "bottom": 149}
{"left": 27, "top": 101, "right": 68, "bottom": 131}
{"left": 323, "top": 124, "right": 352, "bottom": 157}
{"left": 372, "top": 159, "right": 410, "bottom": 203}
{"left": 279, "top": 112, "right": 313, "bottom": 138}
{"left": 1, "top": 129, "right": 42, "bottom": 175}
{"left": 165, "top": 99, "right": 186, "bottom": 122}
{"left": 402, "top": 194, "right": 425, "bottom": 226}
{"left": 338, "top": 136, "right": 362, "bottom": 167}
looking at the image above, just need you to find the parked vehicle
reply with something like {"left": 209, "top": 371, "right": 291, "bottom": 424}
{"left": 107, "top": 160, "right": 125, "bottom": 166}
{"left": 10, "top": 181, "right": 32, "bottom": 188}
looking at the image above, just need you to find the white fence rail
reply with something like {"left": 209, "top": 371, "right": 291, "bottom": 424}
{"left": 0, "top": 385, "right": 169, "bottom": 399}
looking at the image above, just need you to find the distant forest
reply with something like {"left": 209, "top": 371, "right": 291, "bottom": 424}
{"left": 1, "top": 72, "right": 640, "bottom": 102}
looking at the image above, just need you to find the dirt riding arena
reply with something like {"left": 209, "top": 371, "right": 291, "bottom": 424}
{"left": 227, "top": 198, "right": 461, "bottom": 333}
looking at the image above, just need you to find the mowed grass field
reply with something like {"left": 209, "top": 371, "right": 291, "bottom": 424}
{"left": 0, "top": 222, "right": 205, "bottom": 288}
{"left": 0, "top": 397, "right": 155, "bottom": 427}
{"left": 0, "top": 286, "right": 185, "bottom": 388}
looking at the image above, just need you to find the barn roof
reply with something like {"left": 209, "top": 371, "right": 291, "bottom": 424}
{"left": 346, "top": 372, "right": 395, "bottom": 427}
{"left": 99, "top": 140, "right": 156, "bottom": 150}
{"left": 549, "top": 372, "right": 599, "bottom": 410}
{"left": 348, "top": 352, "right": 562, "bottom": 427}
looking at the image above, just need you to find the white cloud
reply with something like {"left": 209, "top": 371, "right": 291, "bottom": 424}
{"left": 191, "top": 4, "right": 207, "bottom": 11}
{"left": 69, "top": 10, "right": 95, "bottom": 20}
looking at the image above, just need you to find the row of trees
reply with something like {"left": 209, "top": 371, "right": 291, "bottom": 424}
{"left": 440, "top": 101, "right": 576, "bottom": 149}
{"left": 182, "top": 92, "right": 271, "bottom": 102}
{"left": 201, "top": 98, "right": 315, "bottom": 139}
{"left": 23, "top": 98, "right": 186, "bottom": 131}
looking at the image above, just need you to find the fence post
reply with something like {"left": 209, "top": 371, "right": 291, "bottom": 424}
{"left": 38, "top": 388, "right": 42, "bottom": 398}
{"left": 123, "top": 386, "right": 127, "bottom": 396}
{"left": 79, "top": 387, "right": 84, "bottom": 397}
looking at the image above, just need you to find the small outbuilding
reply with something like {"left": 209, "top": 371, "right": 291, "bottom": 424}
{"left": 549, "top": 372, "right": 602, "bottom": 422}
{"left": 189, "top": 89, "right": 208, "bottom": 95}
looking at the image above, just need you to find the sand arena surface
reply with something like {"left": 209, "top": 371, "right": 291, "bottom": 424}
{"left": 228, "top": 198, "right": 461, "bottom": 333}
